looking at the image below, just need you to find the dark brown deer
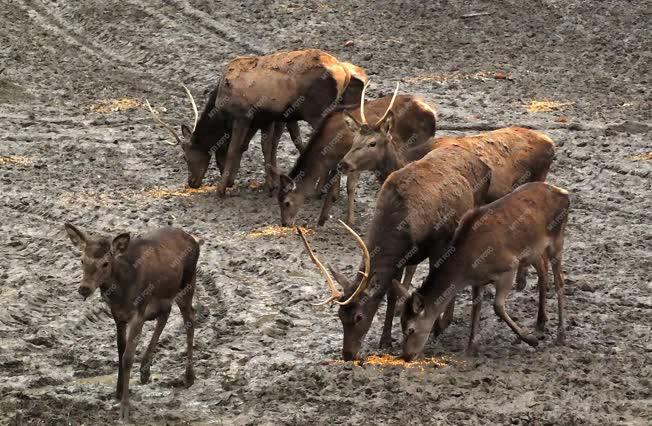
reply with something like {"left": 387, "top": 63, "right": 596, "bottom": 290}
{"left": 275, "top": 88, "right": 437, "bottom": 226}
{"left": 64, "top": 224, "right": 200, "bottom": 422}
{"left": 147, "top": 49, "right": 368, "bottom": 195}
{"left": 341, "top": 125, "right": 556, "bottom": 289}
{"left": 298, "top": 145, "right": 491, "bottom": 360}
{"left": 396, "top": 182, "right": 570, "bottom": 361}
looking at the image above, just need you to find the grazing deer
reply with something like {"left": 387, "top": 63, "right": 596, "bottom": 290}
{"left": 147, "top": 49, "right": 368, "bottom": 195}
{"left": 340, "top": 123, "right": 556, "bottom": 290}
{"left": 396, "top": 182, "right": 570, "bottom": 361}
{"left": 274, "top": 86, "right": 437, "bottom": 226}
{"left": 298, "top": 145, "right": 491, "bottom": 360}
{"left": 64, "top": 224, "right": 200, "bottom": 422}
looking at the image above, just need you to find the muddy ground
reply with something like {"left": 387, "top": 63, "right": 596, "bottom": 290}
{"left": 0, "top": 0, "right": 650, "bottom": 424}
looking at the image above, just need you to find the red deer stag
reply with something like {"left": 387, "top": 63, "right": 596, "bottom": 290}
{"left": 64, "top": 224, "right": 200, "bottom": 421}
{"left": 275, "top": 86, "right": 437, "bottom": 226}
{"left": 396, "top": 182, "right": 570, "bottom": 360}
{"left": 147, "top": 49, "right": 367, "bottom": 195}
{"left": 298, "top": 145, "right": 491, "bottom": 360}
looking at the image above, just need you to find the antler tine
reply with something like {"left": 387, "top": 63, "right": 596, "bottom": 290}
{"left": 374, "top": 82, "right": 400, "bottom": 127}
{"left": 181, "top": 84, "right": 199, "bottom": 132}
{"left": 296, "top": 227, "right": 343, "bottom": 306}
{"left": 335, "top": 220, "right": 371, "bottom": 306}
{"left": 359, "top": 80, "right": 369, "bottom": 125}
{"left": 145, "top": 99, "right": 181, "bottom": 146}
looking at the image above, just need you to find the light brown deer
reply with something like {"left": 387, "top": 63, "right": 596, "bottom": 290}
{"left": 298, "top": 145, "right": 492, "bottom": 360}
{"left": 147, "top": 49, "right": 368, "bottom": 195}
{"left": 275, "top": 87, "right": 437, "bottom": 226}
{"left": 396, "top": 182, "right": 570, "bottom": 361}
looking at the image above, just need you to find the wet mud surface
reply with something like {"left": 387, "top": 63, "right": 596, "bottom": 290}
{"left": 0, "top": 1, "right": 650, "bottom": 424}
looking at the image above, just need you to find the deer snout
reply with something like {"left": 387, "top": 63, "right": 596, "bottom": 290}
{"left": 78, "top": 285, "right": 93, "bottom": 299}
{"left": 402, "top": 352, "right": 419, "bottom": 362}
{"left": 187, "top": 177, "right": 201, "bottom": 189}
{"left": 339, "top": 159, "right": 355, "bottom": 173}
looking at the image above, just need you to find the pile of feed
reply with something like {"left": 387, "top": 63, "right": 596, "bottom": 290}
{"left": 0, "top": 155, "right": 32, "bottom": 166}
{"left": 145, "top": 185, "right": 217, "bottom": 198}
{"left": 526, "top": 100, "right": 573, "bottom": 113}
{"left": 89, "top": 98, "right": 140, "bottom": 113}
{"left": 247, "top": 226, "right": 314, "bottom": 239}
{"left": 631, "top": 152, "right": 652, "bottom": 161}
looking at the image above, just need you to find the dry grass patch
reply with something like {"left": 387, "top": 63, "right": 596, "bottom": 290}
{"left": 631, "top": 152, "right": 652, "bottom": 161}
{"left": 90, "top": 98, "right": 141, "bottom": 114}
{"left": 0, "top": 155, "right": 32, "bottom": 166}
{"left": 526, "top": 100, "right": 574, "bottom": 113}
{"left": 247, "top": 226, "right": 314, "bottom": 239}
{"left": 145, "top": 185, "right": 217, "bottom": 198}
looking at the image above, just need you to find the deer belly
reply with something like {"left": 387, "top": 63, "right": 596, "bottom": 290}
{"left": 144, "top": 299, "right": 173, "bottom": 321}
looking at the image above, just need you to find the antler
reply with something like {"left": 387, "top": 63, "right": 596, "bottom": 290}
{"left": 335, "top": 220, "right": 371, "bottom": 306}
{"left": 182, "top": 84, "right": 199, "bottom": 132}
{"left": 145, "top": 99, "right": 182, "bottom": 146}
{"left": 296, "top": 227, "right": 343, "bottom": 306}
{"left": 374, "top": 82, "right": 399, "bottom": 127}
{"left": 358, "top": 80, "right": 369, "bottom": 125}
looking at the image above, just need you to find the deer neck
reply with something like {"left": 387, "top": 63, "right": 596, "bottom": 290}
{"left": 381, "top": 141, "right": 409, "bottom": 180}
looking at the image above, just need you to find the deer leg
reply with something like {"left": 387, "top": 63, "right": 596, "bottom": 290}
{"left": 176, "top": 276, "right": 196, "bottom": 387}
{"left": 550, "top": 253, "right": 566, "bottom": 346}
{"left": 139, "top": 308, "right": 171, "bottom": 384}
{"left": 260, "top": 123, "right": 275, "bottom": 192}
{"left": 225, "top": 125, "right": 257, "bottom": 188}
{"left": 515, "top": 260, "right": 528, "bottom": 291}
{"left": 317, "top": 170, "right": 340, "bottom": 226}
{"left": 379, "top": 285, "right": 397, "bottom": 349}
{"left": 494, "top": 271, "right": 538, "bottom": 347}
{"left": 287, "top": 121, "right": 304, "bottom": 154}
{"left": 115, "top": 320, "right": 126, "bottom": 400}
{"left": 533, "top": 256, "right": 550, "bottom": 337}
{"left": 120, "top": 314, "right": 145, "bottom": 422}
{"left": 345, "top": 171, "right": 359, "bottom": 225}
{"left": 264, "top": 122, "right": 284, "bottom": 196}
{"left": 218, "top": 118, "right": 252, "bottom": 195}
{"left": 433, "top": 296, "right": 456, "bottom": 338}
{"left": 466, "top": 286, "right": 482, "bottom": 356}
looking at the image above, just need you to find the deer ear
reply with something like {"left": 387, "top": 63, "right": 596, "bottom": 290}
{"left": 380, "top": 110, "right": 394, "bottom": 136}
{"left": 64, "top": 223, "right": 87, "bottom": 250}
{"left": 111, "top": 233, "right": 130, "bottom": 255}
{"left": 411, "top": 292, "right": 425, "bottom": 314}
{"left": 392, "top": 278, "right": 409, "bottom": 301}
{"left": 327, "top": 264, "right": 353, "bottom": 292}
{"left": 279, "top": 174, "right": 295, "bottom": 193}
{"left": 181, "top": 124, "right": 193, "bottom": 139}
{"left": 343, "top": 113, "right": 361, "bottom": 132}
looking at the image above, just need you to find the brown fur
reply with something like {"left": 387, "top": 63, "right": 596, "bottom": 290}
{"left": 399, "top": 182, "right": 570, "bottom": 360}
{"left": 275, "top": 95, "right": 437, "bottom": 226}
{"left": 188, "top": 49, "right": 368, "bottom": 195}
{"left": 328, "top": 145, "right": 491, "bottom": 360}
{"left": 64, "top": 225, "right": 200, "bottom": 421}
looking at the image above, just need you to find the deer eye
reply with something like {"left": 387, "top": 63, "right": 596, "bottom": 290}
{"left": 353, "top": 313, "right": 364, "bottom": 324}
{"left": 284, "top": 201, "right": 291, "bottom": 208}
{"left": 406, "top": 326, "right": 415, "bottom": 336}
{"left": 369, "top": 141, "right": 377, "bottom": 147}
{"left": 102, "top": 262, "right": 109, "bottom": 268}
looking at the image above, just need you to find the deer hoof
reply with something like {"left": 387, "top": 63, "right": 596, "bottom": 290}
{"left": 555, "top": 331, "right": 566, "bottom": 346}
{"left": 184, "top": 367, "right": 195, "bottom": 388}
{"left": 523, "top": 334, "right": 539, "bottom": 347}
{"left": 465, "top": 342, "right": 479, "bottom": 357}
{"left": 139, "top": 366, "right": 150, "bottom": 385}
{"left": 119, "top": 402, "right": 130, "bottom": 422}
{"left": 215, "top": 183, "right": 227, "bottom": 197}
{"left": 378, "top": 337, "right": 393, "bottom": 349}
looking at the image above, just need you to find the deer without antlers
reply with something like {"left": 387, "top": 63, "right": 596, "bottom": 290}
{"left": 397, "top": 182, "right": 570, "bottom": 361}
{"left": 64, "top": 224, "right": 200, "bottom": 422}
